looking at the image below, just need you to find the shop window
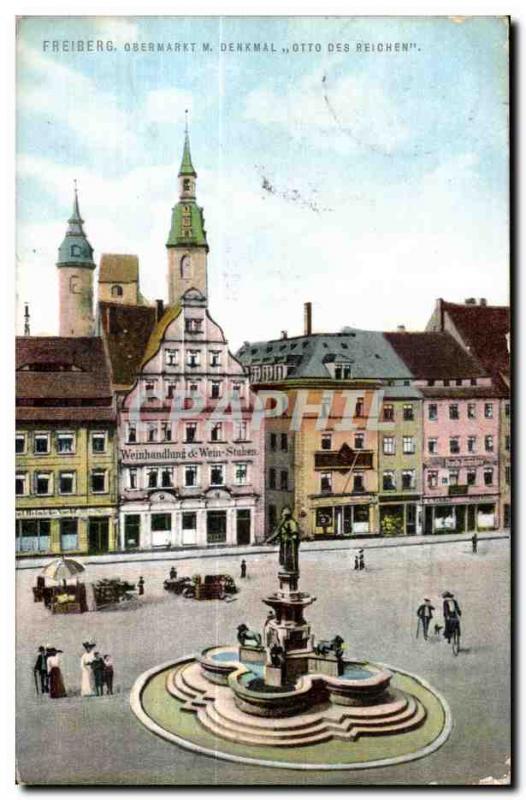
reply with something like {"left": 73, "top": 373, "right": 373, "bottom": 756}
{"left": 152, "top": 513, "right": 171, "bottom": 532}
{"left": 60, "top": 518, "right": 78, "bottom": 551}
{"left": 16, "top": 518, "right": 50, "bottom": 553}
{"left": 124, "top": 515, "right": 140, "bottom": 549}
{"left": 316, "top": 507, "right": 333, "bottom": 528}
{"left": 207, "top": 510, "right": 227, "bottom": 544}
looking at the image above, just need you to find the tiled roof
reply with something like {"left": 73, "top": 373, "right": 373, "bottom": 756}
{"left": 16, "top": 337, "right": 113, "bottom": 404}
{"left": 98, "top": 302, "right": 157, "bottom": 389}
{"left": 16, "top": 407, "right": 115, "bottom": 423}
{"left": 98, "top": 254, "right": 139, "bottom": 283}
{"left": 420, "top": 385, "right": 506, "bottom": 399}
{"left": 384, "top": 331, "right": 488, "bottom": 380}
{"left": 441, "top": 300, "right": 510, "bottom": 374}
{"left": 236, "top": 330, "right": 413, "bottom": 380}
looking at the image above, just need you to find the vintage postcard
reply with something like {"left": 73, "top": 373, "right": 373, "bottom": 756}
{"left": 15, "top": 15, "right": 510, "bottom": 786}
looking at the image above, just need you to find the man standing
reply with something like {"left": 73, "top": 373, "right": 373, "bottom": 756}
{"left": 416, "top": 598, "right": 435, "bottom": 640}
{"left": 137, "top": 576, "right": 145, "bottom": 596}
{"left": 169, "top": 566, "right": 177, "bottom": 580}
{"left": 240, "top": 559, "right": 247, "bottom": 579}
{"left": 33, "top": 646, "right": 48, "bottom": 694}
{"left": 91, "top": 652, "right": 105, "bottom": 696}
{"left": 472, "top": 532, "right": 478, "bottom": 554}
{"left": 359, "top": 550, "right": 365, "bottom": 571}
{"left": 103, "top": 654, "right": 114, "bottom": 695}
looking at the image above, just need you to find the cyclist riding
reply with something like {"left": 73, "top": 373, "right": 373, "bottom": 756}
{"left": 442, "top": 591, "right": 462, "bottom": 643}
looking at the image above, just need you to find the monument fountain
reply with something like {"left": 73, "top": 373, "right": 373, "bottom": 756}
{"left": 131, "top": 510, "right": 452, "bottom": 770}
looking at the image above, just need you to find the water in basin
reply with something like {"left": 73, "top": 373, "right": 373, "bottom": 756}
{"left": 209, "top": 649, "right": 240, "bottom": 663}
{"left": 341, "top": 664, "right": 374, "bottom": 680}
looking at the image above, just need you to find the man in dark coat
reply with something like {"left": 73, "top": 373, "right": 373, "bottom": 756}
{"left": 442, "top": 591, "right": 462, "bottom": 642}
{"left": 240, "top": 559, "right": 247, "bottom": 579}
{"left": 472, "top": 532, "right": 478, "bottom": 553}
{"left": 91, "top": 652, "right": 106, "bottom": 696}
{"left": 33, "top": 646, "right": 48, "bottom": 693}
{"left": 137, "top": 576, "right": 145, "bottom": 596}
{"left": 416, "top": 598, "right": 435, "bottom": 640}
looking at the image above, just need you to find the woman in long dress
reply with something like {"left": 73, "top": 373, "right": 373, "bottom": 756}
{"left": 47, "top": 649, "right": 67, "bottom": 698}
{"left": 80, "top": 642, "right": 96, "bottom": 696}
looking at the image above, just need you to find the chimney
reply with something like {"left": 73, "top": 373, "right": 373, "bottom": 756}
{"left": 465, "top": 298, "right": 477, "bottom": 305}
{"left": 304, "top": 302, "right": 312, "bottom": 336}
{"left": 397, "top": 325, "right": 406, "bottom": 332}
{"left": 156, "top": 299, "right": 164, "bottom": 321}
{"left": 281, "top": 330, "right": 288, "bottom": 339}
{"left": 479, "top": 298, "right": 487, "bottom": 306}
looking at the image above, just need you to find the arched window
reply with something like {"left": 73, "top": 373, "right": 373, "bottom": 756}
{"left": 183, "top": 178, "right": 191, "bottom": 191}
{"left": 70, "top": 244, "right": 81, "bottom": 257}
{"left": 111, "top": 285, "right": 123, "bottom": 298}
{"left": 180, "top": 255, "right": 191, "bottom": 279}
{"left": 69, "top": 276, "right": 79, "bottom": 294}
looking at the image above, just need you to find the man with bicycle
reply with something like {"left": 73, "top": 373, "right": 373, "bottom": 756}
{"left": 442, "top": 591, "right": 462, "bottom": 643}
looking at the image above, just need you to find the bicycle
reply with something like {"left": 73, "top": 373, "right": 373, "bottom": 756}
{"left": 448, "top": 618, "right": 461, "bottom": 656}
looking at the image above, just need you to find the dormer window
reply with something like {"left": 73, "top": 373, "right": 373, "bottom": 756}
{"left": 334, "top": 363, "right": 351, "bottom": 380}
{"left": 111, "top": 285, "right": 123, "bottom": 298}
{"left": 70, "top": 244, "right": 81, "bottom": 257}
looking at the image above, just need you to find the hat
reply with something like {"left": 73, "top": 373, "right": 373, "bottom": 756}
{"left": 442, "top": 591, "right": 453, "bottom": 598}
{"left": 82, "top": 640, "right": 96, "bottom": 648}
{"left": 424, "top": 598, "right": 431, "bottom": 602}
{"left": 281, "top": 507, "right": 292, "bottom": 516}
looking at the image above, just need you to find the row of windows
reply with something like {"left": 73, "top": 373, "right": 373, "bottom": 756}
{"left": 15, "top": 431, "right": 107, "bottom": 456}
{"left": 142, "top": 377, "right": 246, "bottom": 400}
{"left": 427, "top": 435, "right": 498, "bottom": 455}
{"left": 427, "top": 468, "right": 496, "bottom": 488}
{"left": 320, "top": 471, "right": 369, "bottom": 493}
{"left": 250, "top": 365, "right": 288, "bottom": 382}
{"left": 382, "top": 436, "right": 416, "bottom": 455}
{"left": 126, "top": 420, "right": 249, "bottom": 445}
{"left": 126, "top": 462, "right": 250, "bottom": 490}
{"left": 320, "top": 432, "right": 367, "bottom": 451}
{"left": 16, "top": 469, "right": 109, "bottom": 497}
{"left": 428, "top": 402, "right": 495, "bottom": 421}
{"left": 163, "top": 345, "right": 227, "bottom": 367}
{"left": 269, "top": 432, "right": 288, "bottom": 451}
{"left": 382, "top": 404, "right": 415, "bottom": 422}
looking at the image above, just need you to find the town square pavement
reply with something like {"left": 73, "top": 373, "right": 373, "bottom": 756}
{"left": 16, "top": 537, "right": 510, "bottom": 786}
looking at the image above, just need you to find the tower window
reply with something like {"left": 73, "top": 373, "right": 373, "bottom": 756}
{"left": 183, "top": 179, "right": 191, "bottom": 191}
{"left": 69, "top": 276, "right": 80, "bottom": 293}
{"left": 70, "top": 245, "right": 81, "bottom": 257}
{"left": 181, "top": 255, "right": 191, "bottom": 279}
{"left": 111, "top": 285, "right": 123, "bottom": 298}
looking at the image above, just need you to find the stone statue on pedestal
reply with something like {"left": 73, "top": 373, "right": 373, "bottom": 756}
{"left": 267, "top": 507, "right": 300, "bottom": 573}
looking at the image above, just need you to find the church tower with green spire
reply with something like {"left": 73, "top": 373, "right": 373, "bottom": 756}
{"left": 57, "top": 183, "right": 95, "bottom": 336}
{"left": 166, "top": 120, "right": 209, "bottom": 305}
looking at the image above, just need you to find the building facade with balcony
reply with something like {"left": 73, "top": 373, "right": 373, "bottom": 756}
{"left": 16, "top": 337, "right": 118, "bottom": 556}
{"left": 386, "top": 331, "right": 505, "bottom": 534}
{"left": 237, "top": 317, "right": 415, "bottom": 538}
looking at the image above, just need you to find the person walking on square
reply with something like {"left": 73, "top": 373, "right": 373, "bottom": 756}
{"left": 472, "top": 532, "right": 478, "bottom": 554}
{"left": 33, "top": 646, "right": 49, "bottom": 694}
{"left": 138, "top": 576, "right": 145, "bottom": 596}
{"left": 416, "top": 598, "right": 435, "bottom": 640}
{"left": 354, "top": 554, "right": 359, "bottom": 571}
{"left": 169, "top": 566, "right": 177, "bottom": 580}
{"left": 359, "top": 549, "right": 365, "bottom": 571}
{"left": 240, "top": 559, "right": 247, "bottom": 579}
{"left": 80, "top": 641, "right": 97, "bottom": 696}
{"left": 103, "top": 654, "right": 114, "bottom": 695}
{"left": 47, "top": 648, "right": 67, "bottom": 699}
{"left": 91, "top": 652, "right": 105, "bottom": 696}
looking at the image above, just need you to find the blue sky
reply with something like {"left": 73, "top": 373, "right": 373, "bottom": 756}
{"left": 16, "top": 16, "right": 509, "bottom": 347}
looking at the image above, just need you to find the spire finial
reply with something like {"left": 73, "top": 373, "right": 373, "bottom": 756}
{"left": 178, "top": 114, "right": 197, "bottom": 178}
{"left": 24, "top": 302, "right": 30, "bottom": 336}
{"left": 184, "top": 109, "right": 189, "bottom": 136}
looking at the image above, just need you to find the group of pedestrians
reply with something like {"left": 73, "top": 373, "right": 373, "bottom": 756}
{"left": 33, "top": 640, "right": 115, "bottom": 699}
{"left": 416, "top": 591, "right": 462, "bottom": 642}
{"left": 353, "top": 549, "right": 365, "bottom": 571}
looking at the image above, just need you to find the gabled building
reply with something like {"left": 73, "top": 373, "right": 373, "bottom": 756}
{"left": 385, "top": 330, "right": 506, "bottom": 533}
{"left": 16, "top": 337, "right": 118, "bottom": 555}
{"left": 115, "top": 131, "right": 265, "bottom": 550}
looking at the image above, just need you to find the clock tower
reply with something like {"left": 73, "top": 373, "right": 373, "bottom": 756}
{"left": 166, "top": 121, "right": 209, "bottom": 305}
{"left": 57, "top": 183, "right": 95, "bottom": 336}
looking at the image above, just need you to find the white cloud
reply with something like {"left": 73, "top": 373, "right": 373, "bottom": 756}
{"left": 243, "top": 68, "right": 410, "bottom": 156}
{"left": 144, "top": 88, "right": 195, "bottom": 126}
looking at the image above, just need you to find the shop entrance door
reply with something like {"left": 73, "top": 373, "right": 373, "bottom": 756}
{"left": 236, "top": 509, "right": 251, "bottom": 545}
{"left": 88, "top": 518, "right": 109, "bottom": 554}
{"left": 406, "top": 504, "right": 417, "bottom": 535}
{"left": 424, "top": 507, "right": 433, "bottom": 534}
{"left": 467, "top": 505, "right": 476, "bottom": 532}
